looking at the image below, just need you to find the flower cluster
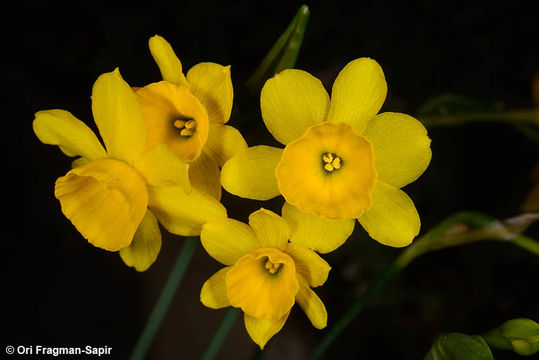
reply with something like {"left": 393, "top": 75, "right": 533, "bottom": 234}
{"left": 33, "top": 35, "right": 431, "bottom": 348}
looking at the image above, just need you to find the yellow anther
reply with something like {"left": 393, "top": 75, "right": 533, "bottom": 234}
{"left": 322, "top": 152, "right": 342, "bottom": 172}
{"left": 173, "top": 119, "right": 186, "bottom": 129}
{"left": 184, "top": 120, "right": 196, "bottom": 130}
{"left": 172, "top": 117, "right": 196, "bottom": 137}
{"left": 264, "top": 259, "right": 281, "bottom": 274}
{"left": 180, "top": 128, "right": 194, "bottom": 137}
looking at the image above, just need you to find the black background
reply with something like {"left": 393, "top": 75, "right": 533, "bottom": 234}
{"left": 2, "top": 0, "right": 538, "bottom": 359}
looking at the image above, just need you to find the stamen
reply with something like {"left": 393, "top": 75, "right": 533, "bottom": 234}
{"left": 180, "top": 128, "right": 194, "bottom": 137}
{"left": 322, "top": 153, "right": 333, "bottom": 163}
{"left": 264, "top": 258, "right": 281, "bottom": 274}
{"left": 184, "top": 120, "right": 196, "bottom": 129}
{"left": 322, "top": 152, "right": 342, "bottom": 172}
{"left": 172, "top": 117, "right": 197, "bottom": 137}
{"left": 173, "top": 119, "right": 186, "bottom": 129}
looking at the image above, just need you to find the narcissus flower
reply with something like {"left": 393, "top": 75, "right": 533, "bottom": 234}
{"left": 33, "top": 69, "right": 226, "bottom": 271}
{"left": 136, "top": 35, "right": 247, "bottom": 200}
{"left": 200, "top": 208, "right": 330, "bottom": 349}
{"left": 221, "top": 58, "right": 431, "bottom": 252}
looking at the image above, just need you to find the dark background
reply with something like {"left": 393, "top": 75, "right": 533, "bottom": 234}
{"left": 3, "top": 0, "right": 538, "bottom": 359}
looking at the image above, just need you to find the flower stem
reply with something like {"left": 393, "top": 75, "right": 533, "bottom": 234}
{"left": 130, "top": 236, "right": 199, "bottom": 360}
{"left": 418, "top": 108, "right": 539, "bottom": 128}
{"left": 200, "top": 307, "right": 242, "bottom": 360}
{"left": 512, "top": 234, "right": 539, "bottom": 256}
{"left": 308, "top": 261, "right": 405, "bottom": 360}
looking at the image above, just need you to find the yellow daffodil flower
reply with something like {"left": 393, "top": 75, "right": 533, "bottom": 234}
{"left": 221, "top": 58, "right": 432, "bottom": 252}
{"left": 33, "top": 69, "right": 226, "bottom": 271}
{"left": 200, "top": 208, "right": 330, "bottom": 349}
{"left": 135, "top": 35, "right": 247, "bottom": 200}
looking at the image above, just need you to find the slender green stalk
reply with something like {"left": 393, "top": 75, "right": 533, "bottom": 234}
{"left": 308, "top": 261, "right": 404, "bottom": 360}
{"left": 200, "top": 307, "right": 242, "bottom": 360}
{"left": 130, "top": 236, "right": 199, "bottom": 360}
{"left": 418, "top": 109, "right": 538, "bottom": 128}
{"left": 512, "top": 235, "right": 539, "bottom": 256}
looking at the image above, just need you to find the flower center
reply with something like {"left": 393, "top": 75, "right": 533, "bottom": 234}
{"left": 322, "top": 152, "right": 342, "bottom": 172}
{"left": 264, "top": 257, "right": 282, "bottom": 274}
{"left": 173, "top": 117, "right": 197, "bottom": 137}
{"left": 275, "top": 122, "right": 377, "bottom": 219}
{"left": 136, "top": 81, "right": 209, "bottom": 162}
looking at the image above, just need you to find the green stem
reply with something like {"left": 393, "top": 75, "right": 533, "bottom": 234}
{"left": 512, "top": 235, "right": 539, "bottom": 256}
{"left": 308, "top": 261, "right": 405, "bottom": 360}
{"left": 130, "top": 236, "right": 199, "bottom": 360}
{"left": 418, "top": 109, "right": 538, "bottom": 128}
{"left": 200, "top": 307, "right": 241, "bottom": 360}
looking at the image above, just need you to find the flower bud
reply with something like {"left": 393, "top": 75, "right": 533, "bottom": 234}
{"left": 483, "top": 318, "right": 539, "bottom": 356}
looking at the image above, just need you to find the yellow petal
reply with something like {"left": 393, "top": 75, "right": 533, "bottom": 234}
{"left": 201, "top": 217, "right": 259, "bottom": 266}
{"left": 55, "top": 158, "right": 148, "bottom": 251}
{"left": 285, "top": 242, "right": 331, "bottom": 287}
{"left": 276, "top": 122, "right": 376, "bottom": 219}
{"left": 200, "top": 267, "right": 231, "bottom": 309}
{"left": 119, "top": 210, "right": 162, "bottom": 272}
{"left": 221, "top": 145, "right": 282, "bottom": 201}
{"left": 203, "top": 123, "right": 247, "bottom": 167}
{"left": 133, "top": 143, "right": 190, "bottom": 190}
{"left": 33, "top": 109, "right": 106, "bottom": 160}
{"left": 261, "top": 69, "right": 329, "bottom": 145}
{"left": 364, "top": 112, "right": 432, "bottom": 188}
{"left": 148, "top": 35, "right": 189, "bottom": 86}
{"left": 282, "top": 202, "right": 355, "bottom": 254}
{"left": 327, "top": 58, "right": 387, "bottom": 134}
{"left": 248, "top": 208, "right": 289, "bottom": 250}
{"left": 295, "top": 275, "right": 327, "bottom": 329}
{"left": 91, "top": 68, "right": 146, "bottom": 164}
{"left": 188, "top": 151, "right": 222, "bottom": 200}
{"left": 186, "top": 62, "right": 233, "bottom": 124}
{"left": 358, "top": 180, "right": 420, "bottom": 247}
{"left": 148, "top": 185, "right": 226, "bottom": 237}
{"left": 244, "top": 312, "right": 290, "bottom": 350}
{"left": 136, "top": 81, "right": 209, "bottom": 163}
{"left": 226, "top": 248, "right": 298, "bottom": 321}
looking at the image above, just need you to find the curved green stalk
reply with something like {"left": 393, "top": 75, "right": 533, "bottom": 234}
{"left": 130, "top": 236, "right": 198, "bottom": 360}
{"left": 200, "top": 307, "right": 242, "bottom": 360}
{"left": 418, "top": 109, "right": 538, "bottom": 128}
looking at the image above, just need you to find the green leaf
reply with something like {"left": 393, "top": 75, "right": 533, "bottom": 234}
{"left": 245, "top": 4, "right": 310, "bottom": 92}
{"left": 424, "top": 333, "right": 494, "bottom": 360}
